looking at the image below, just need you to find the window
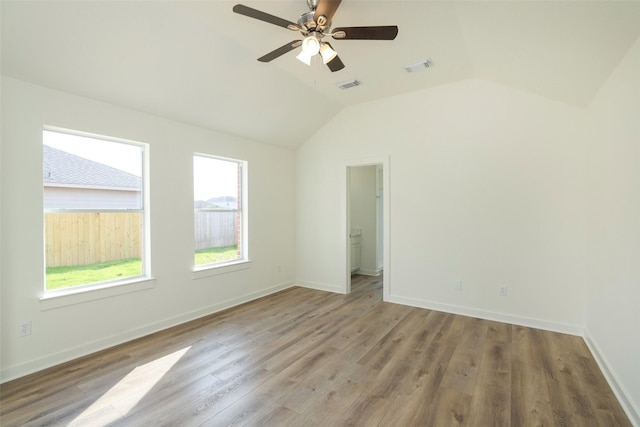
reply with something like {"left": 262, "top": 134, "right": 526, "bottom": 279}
{"left": 193, "top": 154, "right": 246, "bottom": 268}
{"left": 43, "top": 129, "right": 147, "bottom": 292}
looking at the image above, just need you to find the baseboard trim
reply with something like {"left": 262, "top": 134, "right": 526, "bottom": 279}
{"left": 296, "top": 280, "right": 344, "bottom": 294}
{"left": 0, "top": 280, "right": 295, "bottom": 384}
{"left": 584, "top": 330, "right": 640, "bottom": 427}
{"left": 385, "top": 294, "right": 584, "bottom": 336}
{"left": 355, "top": 268, "right": 382, "bottom": 277}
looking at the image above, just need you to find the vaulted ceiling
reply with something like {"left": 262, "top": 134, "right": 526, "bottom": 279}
{"left": 2, "top": 1, "right": 640, "bottom": 149}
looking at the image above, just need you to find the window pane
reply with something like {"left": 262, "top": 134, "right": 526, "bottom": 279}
{"left": 43, "top": 130, "right": 145, "bottom": 291}
{"left": 194, "top": 155, "right": 243, "bottom": 266}
{"left": 44, "top": 131, "right": 142, "bottom": 210}
{"left": 44, "top": 212, "right": 143, "bottom": 290}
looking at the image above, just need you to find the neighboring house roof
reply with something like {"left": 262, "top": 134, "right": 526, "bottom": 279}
{"left": 195, "top": 196, "right": 238, "bottom": 209}
{"left": 208, "top": 196, "right": 237, "bottom": 208}
{"left": 43, "top": 145, "right": 141, "bottom": 190}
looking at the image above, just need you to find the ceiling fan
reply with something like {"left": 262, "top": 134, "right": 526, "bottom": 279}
{"left": 232, "top": 0, "right": 398, "bottom": 72}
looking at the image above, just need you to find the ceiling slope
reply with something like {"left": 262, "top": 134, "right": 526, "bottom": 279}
{"left": 2, "top": 1, "right": 639, "bottom": 149}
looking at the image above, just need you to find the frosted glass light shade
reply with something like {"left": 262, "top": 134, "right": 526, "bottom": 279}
{"left": 319, "top": 43, "right": 337, "bottom": 64}
{"left": 296, "top": 50, "right": 313, "bottom": 65}
{"left": 301, "top": 36, "right": 320, "bottom": 55}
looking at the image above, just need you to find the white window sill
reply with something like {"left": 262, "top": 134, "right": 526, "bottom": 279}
{"left": 40, "top": 277, "right": 156, "bottom": 311}
{"left": 192, "top": 260, "right": 251, "bottom": 279}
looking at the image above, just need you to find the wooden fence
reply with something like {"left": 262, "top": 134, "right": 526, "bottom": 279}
{"left": 45, "top": 211, "right": 238, "bottom": 267}
{"left": 194, "top": 210, "right": 238, "bottom": 250}
{"left": 45, "top": 212, "right": 142, "bottom": 267}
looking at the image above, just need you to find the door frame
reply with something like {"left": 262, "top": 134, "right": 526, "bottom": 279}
{"left": 343, "top": 155, "right": 390, "bottom": 299}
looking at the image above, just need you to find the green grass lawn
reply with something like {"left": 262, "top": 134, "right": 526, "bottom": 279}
{"left": 195, "top": 245, "right": 239, "bottom": 266}
{"left": 46, "top": 245, "right": 239, "bottom": 290}
{"left": 46, "top": 258, "right": 142, "bottom": 290}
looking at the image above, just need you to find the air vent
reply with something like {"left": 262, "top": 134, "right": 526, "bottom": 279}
{"left": 403, "top": 58, "right": 433, "bottom": 73}
{"left": 336, "top": 79, "right": 361, "bottom": 90}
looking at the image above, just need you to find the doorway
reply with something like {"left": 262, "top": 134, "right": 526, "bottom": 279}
{"left": 344, "top": 156, "right": 389, "bottom": 299}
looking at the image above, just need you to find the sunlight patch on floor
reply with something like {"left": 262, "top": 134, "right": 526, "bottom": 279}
{"left": 70, "top": 346, "right": 191, "bottom": 426}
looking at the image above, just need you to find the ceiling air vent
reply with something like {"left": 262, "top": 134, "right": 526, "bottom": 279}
{"left": 403, "top": 58, "right": 433, "bottom": 73}
{"left": 336, "top": 79, "right": 361, "bottom": 90}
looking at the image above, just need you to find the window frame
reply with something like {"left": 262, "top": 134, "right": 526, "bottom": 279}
{"left": 41, "top": 127, "right": 152, "bottom": 299}
{"left": 192, "top": 152, "right": 249, "bottom": 276}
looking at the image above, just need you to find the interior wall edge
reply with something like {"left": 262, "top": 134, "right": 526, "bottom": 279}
{"left": 386, "top": 294, "right": 584, "bottom": 337}
{"left": 0, "top": 280, "right": 295, "bottom": 384}
{"left": 584, "top": 330, "right": 640, "bottom": 427}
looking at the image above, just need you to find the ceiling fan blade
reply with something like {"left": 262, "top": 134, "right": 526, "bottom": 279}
{"left": 257, "top": 40, "right": 302, "bottom": 62}
{"left": 314, "top": 0, "right": 342, "bottom": 28}
{"left": 324, "top": 43, "right": 345, "bottom": 72}
{"left": 233, "top": 4, "right": 300, "bottom": 30}
{"left": 326, "top": 55, "right": 345, "bottom": 72}
{"left": 332, "top": 26, "right": 398, "bottom": 40}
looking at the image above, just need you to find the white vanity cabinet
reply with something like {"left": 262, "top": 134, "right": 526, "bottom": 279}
{"left": 350, "top": 229, "right": 361, "bottom": 273}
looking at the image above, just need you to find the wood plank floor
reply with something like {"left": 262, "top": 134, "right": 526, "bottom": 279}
{"left": 0, "top": 275, "right": 631, "bottom": 426}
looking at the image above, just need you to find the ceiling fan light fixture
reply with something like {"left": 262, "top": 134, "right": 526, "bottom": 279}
{"left": 301, "top": 35, "right": 321, "bottom": 55}
{"left": 232, "top": 3, "right": 400, "bottom": 72}
{"left": 296, "top": 50, "right": 313, "bottom": 65}
{"left": 319, "top": 43, "right": 338, "bottom": 64}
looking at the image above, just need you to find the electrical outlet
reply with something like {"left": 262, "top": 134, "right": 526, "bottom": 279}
{"left": 455, "top": 280, "right": 462, "bottom": 290}
{"left": 19, "top": 321, "right": 32, "bottom": 337}
{"left": 499, "top": 286, "right": 508, "bottom": 296}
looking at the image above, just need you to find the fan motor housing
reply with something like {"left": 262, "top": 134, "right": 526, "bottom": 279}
{"left": 298, "top": 10, "right": 318, "bottom": 31}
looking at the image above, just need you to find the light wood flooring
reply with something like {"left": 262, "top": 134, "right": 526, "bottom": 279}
{"left": 0, "top": 275, "right": 631, "bottom": 426}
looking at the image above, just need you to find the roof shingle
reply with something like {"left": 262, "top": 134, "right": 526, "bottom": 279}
{"left": 43, "top": 145, "right": 141, "bottom": 190}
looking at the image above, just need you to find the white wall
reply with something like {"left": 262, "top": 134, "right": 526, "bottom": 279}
{"left": 297, "top": 78, "right": 589, "bottom": 332}
{"left": 0, "top": 77, "right": 296, "bottom": 381}
{"left": 349, "top": 165, "right": 379, "bottom": 275}
{"left": 585, "top": 36, "right": 640, "bottom": 424}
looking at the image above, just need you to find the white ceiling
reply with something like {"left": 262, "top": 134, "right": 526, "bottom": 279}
{"left": 2, "top": 1, "right": 640, "bottom": 149}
